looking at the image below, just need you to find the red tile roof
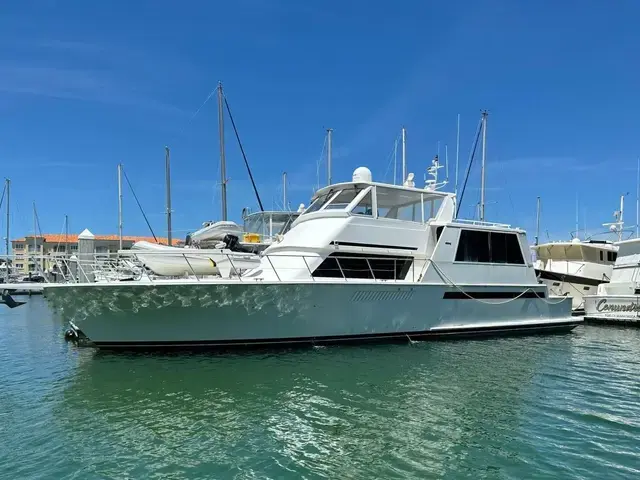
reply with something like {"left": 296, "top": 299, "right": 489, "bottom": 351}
{"left": 12, "top": 234, "right": 183, "bottom": 246}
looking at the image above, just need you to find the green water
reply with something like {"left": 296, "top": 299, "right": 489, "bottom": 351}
{"left": 1, "top": 297, "right": 639, "bottom": 479}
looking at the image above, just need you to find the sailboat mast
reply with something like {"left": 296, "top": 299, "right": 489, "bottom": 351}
{"left": 575, "top": 193, "right": 579, "bottom": 239}
{"left": 32, "top": 202, "right": 37, "bottom": 271}
{"left": 283, "top": 171, "right": 287, "bottom": 210}
{"left": 393, "top": 138, "right": 398, "bottom": 185}
{"left": 217, "top": 82, "right": 228, "bottom": 221}
{"left": 535, "top": 197, "right": 541, "bottom": 246}
{"left": 455, "top": 114, "right": 460, "bottom": 196}
{"left": 401, "top": 126, "right": 407, "bottom": 184}
{"left": 445, "top": 144, "right": 449, "bottom": 181}
{"left": 64, "top": 214, "right": 69, "bottom": 254}
{"left": 620, "top": 194, "right": 625, "bottom": 242}
{"left": 479, "top": 111, "right": 488, "bottom": 222}
{"left": 165, "top": 146, "right": 172, "bottom": 246}
{"left": 5, "top": 178, "right": 9, "bottom": 258}
{"left": 326, "top": 128, "right": 333, "bottom": 186}
{"left": 117, "top": 163, "right": 123, "bottom": 250}
{"left": 636, "top": 157, "right": 640, "bottom": 238}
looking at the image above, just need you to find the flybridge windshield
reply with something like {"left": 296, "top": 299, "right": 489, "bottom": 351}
{"left": 244, "top": 212, "right": 299, "bottom": 237}
{"left": 304, "top": 186, "right": 364, "bottom": 214}
{"left": 303, "top": 184, "right": 444, "bottom": 223}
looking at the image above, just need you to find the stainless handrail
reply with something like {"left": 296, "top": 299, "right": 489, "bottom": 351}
{"left": 455, "top": 218, "right": 512, "bottom": 228}
{"left": 5, "top": 251, "right": 431, "bottom": 285}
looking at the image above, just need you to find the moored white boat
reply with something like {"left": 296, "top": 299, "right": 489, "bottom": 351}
{"left": 43, "top": 164, "right": 576, "bottom": 349}
{"left": 131, "top": 210, "right": 301, "bottom": 278}
{"left": 584, "top": 238, "right": 640, "bottom": 325}
{"left": 186, "top": 220, "right": 243, "bottom": 247}
{"left": 130, "top": 241, "right": 259, "bottom": 277}
{"left": 532, "top": 195, "right": 627, "bottom": 312}
{"left": 533, "top": 239, "right": 617, "bottom": 311}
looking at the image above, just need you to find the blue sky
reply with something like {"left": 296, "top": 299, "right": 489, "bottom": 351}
{"left": 1, "top": 0, "right": 639, "bottom": 245}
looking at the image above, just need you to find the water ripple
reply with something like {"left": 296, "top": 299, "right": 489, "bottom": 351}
{"left": 1, "top": 300, "right": 640, "bottom": 478}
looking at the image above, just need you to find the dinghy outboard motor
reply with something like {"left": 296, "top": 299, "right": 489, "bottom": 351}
{"left": 185, "top": 233, "right": 193, "bottom": 246}
{"left": 223, "top": 234, "right": 240, "bottom": 250}
{"left": 223, "top": 234, "right": 255, "bottom": 253}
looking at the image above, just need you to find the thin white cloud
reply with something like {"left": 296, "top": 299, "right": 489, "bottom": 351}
{"left": 468, "top": 186, "right": 504, "bottom": 192}
{"left": 491, "top": 157, "right": 608, "bottom": 172}
{"left": 0, "top": 34, "right": 196, "bottom": 116}
{"left": 31, "top": 161, "right": 96, "bottom": 169}
{"left": 35, "top": 39, "right": 108, "bottom": 54}
{"left": 0, "top": 64, "right": 186, "bottom": 115}
{"left": 340, "top": 3, "right": 493, "bottom": 161}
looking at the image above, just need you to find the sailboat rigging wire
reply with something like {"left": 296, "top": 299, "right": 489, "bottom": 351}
{"left": 55, "top": 216, "right": 67, "bottom": 253}
{"left": 316, "top": 135, "right": 327, "bottom": 192}
{"left": 34, "top": 204, "right": 44, "bottom": 239}
{"left": 122, "top": 168, "right": 158, "bottom": 243}
{"left": 176, "top": 86, "right": 218, "bottom": 137}
{"left": 222, "top": 95, "right": 265, "bottom": 212}
{"left": 0, "top": 183, "right": 5, "bottom": 211}
{"left": 455, "top": 117, "right": 483, "bottom": 217}
{"left": 382, "top": 134, "right": 401, "bottom": 184}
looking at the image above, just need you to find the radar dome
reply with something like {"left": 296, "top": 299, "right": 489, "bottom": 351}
{"left": 352, "top": 166, "right": 372, "bottom": 183}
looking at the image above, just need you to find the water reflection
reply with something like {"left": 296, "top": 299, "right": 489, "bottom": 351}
{"left": 3, "top": 298, "right": 640, "bottom": 479}
{"left": 56, "top": 338, "right": 557, "bottom": 479}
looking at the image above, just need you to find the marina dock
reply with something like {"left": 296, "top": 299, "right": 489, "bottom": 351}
{"left": 0, "top": 283, "right": 44, "bottom": 295}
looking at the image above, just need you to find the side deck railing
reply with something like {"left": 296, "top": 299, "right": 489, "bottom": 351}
{"left": 454, "top": 218, "right": 512, "bottom": 229}
{"left": 1, "top": 249, "right": 428, "bottom": 285}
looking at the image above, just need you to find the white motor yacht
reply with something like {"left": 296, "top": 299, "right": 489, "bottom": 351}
{"left": 584, "top": 237, "right": 640, "bottom": 324}
{"left": 43, "top": 166, "right": 576, "bottom": 349}
{"left": 533, "top": 239, "right": 617, "bottom": 311}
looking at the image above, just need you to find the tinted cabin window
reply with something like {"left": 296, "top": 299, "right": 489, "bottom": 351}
{"left": 608, "top": 251, "right": 617, "bottom": 262}
{"left": 351, "top": 191, "right": 373, "bottom": 216}
{"left": 492, "top": 232, "right": 525, "bottom": 264}
{"left": 455, "top": 230, "right": 490, "bottom": 262}
{"left": 312, "top": 252, "right": 413, "bottom": 280}
{"left": 600, "top": 251, "right": 604, "bottom": 261}
{"left": 455, "top": 230, "right": 525, "bottom": 264}
{"left": 436, "top": 226, "right": 444, "bottom": 241}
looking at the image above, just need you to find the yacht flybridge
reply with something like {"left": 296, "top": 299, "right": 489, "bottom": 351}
{"left": 43, "top": 165, "right": 577, "bottom": 349}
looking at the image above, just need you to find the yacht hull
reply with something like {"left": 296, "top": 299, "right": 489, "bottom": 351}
{"left": 45, "top": 282, "right": 577, "bottom": 348}
{"left": 535, "top": 269, "right": 605, "bottom": 311}
{"left": 584, "top": 295, "right": 640, "bottom": 325}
